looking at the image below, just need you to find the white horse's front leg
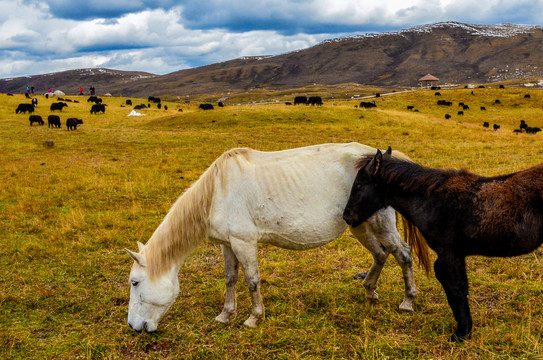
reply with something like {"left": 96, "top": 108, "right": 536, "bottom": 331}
{"left": 367, "top": 208, "right": 417, "bottom": 312}
{"left": 350, "top": 223, "right": 389, "bottom": 302}
{"left": 215, "top": 245, "right": 239, "bottom": 324}
{"left": 229, "top": 236, "right": 265, "bottom": 328}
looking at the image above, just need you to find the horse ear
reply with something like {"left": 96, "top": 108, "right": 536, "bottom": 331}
{"left": 137, "top": 241, "right": 145, "bottom": 252}
{"left": 125, "top": 248, "right": 147, "bottom": 266}
{"left": 384, "top": 147, "right": 392, "bottom": 156}
{"left": 366, "top": 149, "right": 383, "bottom": 176}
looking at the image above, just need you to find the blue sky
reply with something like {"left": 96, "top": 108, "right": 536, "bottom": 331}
{"left": 1, "top": 0, "right": 542, "bottom": 78}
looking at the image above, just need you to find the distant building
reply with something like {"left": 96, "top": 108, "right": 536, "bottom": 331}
{"left": 419, "top": 74, "right": 439, "bottom": 88}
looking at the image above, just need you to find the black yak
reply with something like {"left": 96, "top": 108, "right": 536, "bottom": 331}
{"left": 294, "top": 96, "right": 307, "bottom": 105}
{"left": 48, "top": 115, "right": 61, "bottom": 128}
{"left": 199, "top": 103, "right": 214, "bottom": 110}
{"left": 29, "top": 115, "right": 44, "bottom": 126}
{"left": 307, "top": 96, "right": 323, "bottom": 106}
{"left": 50, "top": 102, "right": 68, "bottom": 111}
{"left": 66, "top": 118, "right": 83, "bottom": 130}
{"left": 90, "top": 103, "right": 106, "bottom": 114}
{"left": 16, "top": 103, "right": 34, "bottom": 114}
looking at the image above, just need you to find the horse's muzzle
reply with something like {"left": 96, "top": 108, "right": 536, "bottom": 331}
{"left": 342, "top": 212, "right": 354, "bottom": 226}
{"left": 343, "top": 209, "right": 364, "bottom": 228}
{"left": 128, "top": 320, "right": 155, "bottom": 333}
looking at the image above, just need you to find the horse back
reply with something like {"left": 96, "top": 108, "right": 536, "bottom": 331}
{"left": 463, "top": 165, "right": 543, "bottom": 256}
{"left": 208, "top": 143, "right": 376, "bottom": 248}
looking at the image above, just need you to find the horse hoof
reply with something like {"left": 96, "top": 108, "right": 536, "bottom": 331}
{"left": 365, "top": 290, "right": 379, "bottom": 301}
{"left": 214, "top": 316, "right": 229, "bottom": 325}
{"left": 214, "top": 311, "right": 236, "bottom": 324}
{"left": 242, "top": 314, "right": 264, "bottom": 328}
{"left": 449, "top": 333, "right": 466, "bottom": 343}
{"left": 398, "top": 300, "right": 414, "bottom": 312}
{"left": 242, "top": 318, "right": 258, "bottom": 328}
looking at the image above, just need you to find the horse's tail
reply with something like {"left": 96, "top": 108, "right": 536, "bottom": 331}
{"left": 399, "top": 213, "right": 432, "bottom": 276}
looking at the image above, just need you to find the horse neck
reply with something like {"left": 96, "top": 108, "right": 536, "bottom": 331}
{"left": 143, "top": 166, "right": 217, "bottom": 280}
{"left": 380, "top": 160, "right": 447, "bottom": 222}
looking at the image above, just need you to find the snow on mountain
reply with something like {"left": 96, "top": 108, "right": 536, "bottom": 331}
{"left": 322, "top": 22, "right": 542, "bottom": 45}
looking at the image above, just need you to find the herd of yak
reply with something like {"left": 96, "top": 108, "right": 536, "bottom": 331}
{"left": 403, "top": 91, "right": 542, "bottom": 134}
{"left": 14, "top": 95, "right": 168, "bottom": 130}
{"left": 15, "top": 95, "right": 109, "bottom": 130}
{"left": 17, "top": 97, "right": 84, "bottom": 130}
{"left": 13, "top": 90, "right": 542, "bottom": 134}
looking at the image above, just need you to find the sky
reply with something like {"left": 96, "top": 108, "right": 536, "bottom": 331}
{"left": 1, "top": 0, "right": 542, "bottom": 79}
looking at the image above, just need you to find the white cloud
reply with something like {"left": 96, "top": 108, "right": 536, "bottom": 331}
{"left": 1, "top": 0, "right": 543, "bottom": 78}
{"left": 0, "top": 3, "right": 333, "bottom": 77}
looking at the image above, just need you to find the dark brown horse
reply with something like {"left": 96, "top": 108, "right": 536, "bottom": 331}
{"left": 343, "top": 147, "right": 543, "bottom": 341}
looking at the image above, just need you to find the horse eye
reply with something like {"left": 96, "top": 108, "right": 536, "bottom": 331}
{"left": 131, "top": 280, "right": 139, "bottom": 287}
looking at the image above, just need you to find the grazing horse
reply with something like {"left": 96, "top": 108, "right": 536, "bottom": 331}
{"left": 125, "top": 143, "right": 430, "bottom": 332}
{"left": 343, "top": 148, "right": 543, "bottom": 342}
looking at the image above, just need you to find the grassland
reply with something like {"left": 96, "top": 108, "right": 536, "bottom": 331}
{"left": 1, "top": 86, "right": 543, "bottom": 359}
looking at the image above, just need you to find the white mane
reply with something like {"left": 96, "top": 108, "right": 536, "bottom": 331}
{"left": 142, "top": 148, "right": 250, "bottom": 279}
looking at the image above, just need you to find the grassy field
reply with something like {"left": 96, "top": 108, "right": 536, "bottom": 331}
{"left": 1, "top": 87, "right": 543, "bottom": 359}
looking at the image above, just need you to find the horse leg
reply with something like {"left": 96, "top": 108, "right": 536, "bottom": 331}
{"left": 229, "top": 236, "right": 265, "bottom": 328}
{"left": 349, "top": 223, "right": 390, "bottom": 302}
{"left": 215, "top": 244, "right": 239, "bottom": 324}
{"left": 369, "top": 208, "right": 417, "bottom": 311}
{"left": 434, "top": 255, "right": 472, "bottom": 342}
{"left": 353, "top": 208, "right": 417, "bottom": 311}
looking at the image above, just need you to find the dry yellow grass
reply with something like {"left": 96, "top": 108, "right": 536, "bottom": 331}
{"left": 1, "top": 87, "right": 543, "bottom": 359}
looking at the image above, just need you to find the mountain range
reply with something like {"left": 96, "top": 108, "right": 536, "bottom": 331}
{"left": 2, "top": 22, "right": 543, "bottom": 97}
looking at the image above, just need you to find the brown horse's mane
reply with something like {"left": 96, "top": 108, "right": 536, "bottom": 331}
{"left": 356, "top": 154, "right": 479, "bottom": 197}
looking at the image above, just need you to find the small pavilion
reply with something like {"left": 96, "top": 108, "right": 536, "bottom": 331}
{"left": 419, "top": 74, "right": 439, "bottom": 88}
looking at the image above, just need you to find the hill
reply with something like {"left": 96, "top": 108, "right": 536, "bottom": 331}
{"left": 0, "top": 68, "right": 156, "bottom": 97}
{"left": 2, "top": 22, "right": 543, "bottom": 97}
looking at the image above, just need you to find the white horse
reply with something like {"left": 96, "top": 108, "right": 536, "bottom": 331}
{"left": 125, "top": 143, "right": 430, "bottom": 332}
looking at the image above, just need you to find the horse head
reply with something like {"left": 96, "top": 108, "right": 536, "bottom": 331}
{"left": 125, "top": 242, "right": 180, "bottom": 332}
{"left": 343, "top": 147, "right": 392, "bottom": 228}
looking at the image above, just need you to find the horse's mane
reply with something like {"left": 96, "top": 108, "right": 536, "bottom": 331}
{"left": 356, "top": 154, "right": 476, "bottom": 197}
{"left": 143, "top": 148, "right": 251, "bottom": 279}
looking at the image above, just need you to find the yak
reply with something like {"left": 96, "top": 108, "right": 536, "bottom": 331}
{"left": 50, "top": 102, "right": 68, "bottom": 111}
{"left": 90, "top": 103, "right": 106, "bottom": 114}
{"left": 48, "top": 115, "right": 61, "bottom": 128}
{"left": 66, "top": 118, "right": 83, "bottom": 130}
{"left": 29, "top": 115, "right": 44, "bottom": 126}
{"left": 16, "top": 103, "right": 34, "bottom": 114}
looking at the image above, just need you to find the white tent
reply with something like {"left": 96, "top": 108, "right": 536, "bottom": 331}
{"left": 127, "top": 110, "right": 145, "bottom": 116}
{"left": 53, "top": 90, "right": 65, "bottom": 96}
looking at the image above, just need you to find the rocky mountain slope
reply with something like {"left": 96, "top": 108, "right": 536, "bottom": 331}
{"left": 2, "top": 22, "right": 543, "bottom": 97}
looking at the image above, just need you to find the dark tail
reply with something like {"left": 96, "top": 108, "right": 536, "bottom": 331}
{"left": 400, "top": 214, "right": 432, "bottom": 276}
